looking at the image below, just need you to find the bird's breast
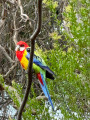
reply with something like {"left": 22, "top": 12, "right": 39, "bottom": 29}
{"left": 19, "top": 50, "right": 41, "bottom": 72}
{"left": 20, "top": 50, "right": 29, "bottom": 70}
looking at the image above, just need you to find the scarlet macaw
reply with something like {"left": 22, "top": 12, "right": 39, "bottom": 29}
{"left": 15, "top": 41, "right": 55, "bottom": 110}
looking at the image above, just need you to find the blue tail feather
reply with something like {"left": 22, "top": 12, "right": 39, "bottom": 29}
{"left": 40, "top": 73, "right": 54, "bottom": 111}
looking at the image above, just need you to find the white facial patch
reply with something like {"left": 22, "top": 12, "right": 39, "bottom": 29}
{"left": 20, "top": 47, "right": 25, "bottom": 51}
{"left": 15, "top": 45, "right": 25, "bottom": 51}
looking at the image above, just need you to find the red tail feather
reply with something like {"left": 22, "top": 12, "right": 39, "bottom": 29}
{"left": 37, "top": 73, "right": 44, "bottom": 86}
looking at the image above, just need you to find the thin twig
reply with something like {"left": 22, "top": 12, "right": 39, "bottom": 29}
{"left": 3, "top": 62, "right": 17, "bottom": 78}
{"left": 17, "top": 0, "right": 42, "bottom": 120}
{"left": 36, "top": 96, "right": 48, "bottom": 101}
{"left": 13, "top": 12, "right": 18, "bottom": 45}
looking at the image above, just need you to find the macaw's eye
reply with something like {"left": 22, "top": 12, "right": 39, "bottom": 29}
{"left": 20, "top": 44, "right": 24, "bottom": 47}
{"left": 26, "top": 48, "right": 30, "bottom": 52}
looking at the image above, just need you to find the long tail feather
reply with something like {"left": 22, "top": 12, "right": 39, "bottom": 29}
{"left": 39, "top": 72, "right": 54, "bottom": 111}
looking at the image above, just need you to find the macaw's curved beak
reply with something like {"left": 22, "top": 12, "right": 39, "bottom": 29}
{"left": 15, "top": 45, "right": 20, "bottom": 51}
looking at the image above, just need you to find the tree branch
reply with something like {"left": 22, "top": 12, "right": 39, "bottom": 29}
{"left": 0, "top": 4, "right": 7, "bottom": 28}
{"left": 17, "top": 0, "right": 42, "bottom": 119}
{"left": 16, "top": 0, "right": 29, "bottom": 22}
{"left": 0, "top": 45, "right": 15, "bottom": 63}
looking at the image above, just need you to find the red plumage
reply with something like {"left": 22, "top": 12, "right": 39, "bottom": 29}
{"left": 16, "top": 41, "right": 29, "bottom": 61}
{"left": 17, "top": 41, "right": 29, "bottom": 48}
{"left": 37, "top": 73, "right": 44, "bottom": 86}
{"left": 16, "top": 50, "right": 24, "bottom": 61}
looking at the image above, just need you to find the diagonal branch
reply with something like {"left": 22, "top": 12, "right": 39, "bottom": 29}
{"left": 3, "top": 62, "right": 17, "bottom": 78}
{"left": 17, "top": 0, "right": 42, "bottom": 120}
{"left": 0, "top": 45, "right": 15, "bottom": 63}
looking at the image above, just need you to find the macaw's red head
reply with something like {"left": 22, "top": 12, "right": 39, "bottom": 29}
{"left": 15, "top": 41, "right": 29, "bottom": 61}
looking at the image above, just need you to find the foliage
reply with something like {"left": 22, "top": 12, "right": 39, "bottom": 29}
{"left": 44, "top": 0, "right": 89, "bottom": 119}
{"left": 43, "top": 0, "right": 58, "bottom": 11}
{"left": 0, "top": 75, "right": 4, "bottom": 84}
{"left": 45, "top": 46, "right": 89, "bottom": 119}
{"left": 49, "top": 32, "right": 62, "bottom": 40}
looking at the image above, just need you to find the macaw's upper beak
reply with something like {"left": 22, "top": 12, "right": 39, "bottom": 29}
{"left": 15, "top": 45, "right": 20, "bottom": 51}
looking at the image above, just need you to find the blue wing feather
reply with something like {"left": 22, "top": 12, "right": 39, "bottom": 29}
{"left": 26, "top": 52, "right": 30, "bottom": 60}
{"left": 40, "top": 73, "right": 54, "bottom": 111}
{"left": 25, "top": 49, "right": 55, "bottom": 76}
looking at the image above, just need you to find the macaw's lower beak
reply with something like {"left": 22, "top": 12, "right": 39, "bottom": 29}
{"left": 15, "top": 45, "right": 20, "bottom": 51}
